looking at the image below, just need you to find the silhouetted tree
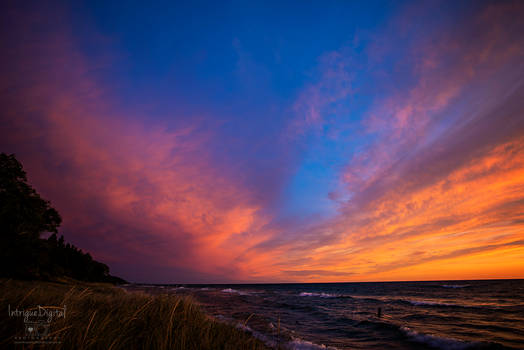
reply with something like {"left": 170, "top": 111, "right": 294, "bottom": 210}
{"left": 0, "top": 153, "right": 126, "bottom": 283}
{"left": 0, "top": 153, "right": 61, "bottom": 240}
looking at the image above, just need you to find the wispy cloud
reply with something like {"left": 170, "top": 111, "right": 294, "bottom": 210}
{"left": 1, "top": 1, "right": 523, "bottom": 282}
{"left": 0, "top": 5, "right": 274, "bottom": 283}
{"left": 255, "top": 1, "right": 524, "bottom": 281}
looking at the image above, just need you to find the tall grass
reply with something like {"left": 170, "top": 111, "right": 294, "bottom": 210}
{"left": 0, "top": 279, "right": 269, "bottom": 349}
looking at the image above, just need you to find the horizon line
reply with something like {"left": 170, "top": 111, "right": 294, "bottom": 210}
{"left": 130, "top": 277, "right": 524, "bottom": 285}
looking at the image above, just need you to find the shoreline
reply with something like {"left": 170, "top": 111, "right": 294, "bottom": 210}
{"left": 121, "top": 282, "right": 523, "bottom": 350}
{"left": 122, "top": 284, "right": 341, "bottom": 350}
{"left": 0, "top": 279, "right": 270, "bottom": 349}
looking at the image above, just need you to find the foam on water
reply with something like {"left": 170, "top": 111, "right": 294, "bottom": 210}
{"left": 299, "top": 292, "right": 338, "bottom": 298}
{"left": 170, "top": 286, "right": 186, "bottom": 291}
{"left": 222, "top": 288, "right": 250, "bottom": 295}
{"left": 404, "top": 299, "right": 456, "bottom": 307}
{"left": 401, "top": 326, "right": 479, "bottom": 350}
{"left": 124, "top": 280, "right": 524, "bottom": 349}
{"left": 288, "top": 337, "right": 338, "bottom": 350}
{"left": 235, "top": 323, "right": 277, "bottom": 348}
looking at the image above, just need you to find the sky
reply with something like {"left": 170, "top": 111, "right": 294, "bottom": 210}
{"left": 1, "top": 0, "right": 523, "bottom": 283}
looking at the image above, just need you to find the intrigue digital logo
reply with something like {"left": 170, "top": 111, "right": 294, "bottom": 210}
{"left": 8, "top": 305, "right": 66, "bottom": 344}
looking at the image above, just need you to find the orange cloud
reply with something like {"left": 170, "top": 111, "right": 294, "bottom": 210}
{"left": 0, "top": 5, "right": 274, "bottom": 283}
{"left": 248, "top": 1, "right": 524, "bottom": 282}
{"left": 2, "top": 0, "right": 523, "bottom": 283}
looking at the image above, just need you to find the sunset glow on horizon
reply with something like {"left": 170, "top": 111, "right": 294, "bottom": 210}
{"left": 1, "top": 0, "right": 523, "bottom": 283}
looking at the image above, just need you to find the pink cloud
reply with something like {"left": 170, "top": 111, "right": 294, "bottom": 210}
{"left": 0, "top": 5, "right": 274, "bottom": 283}
{"left": 2, "top": 0, "right": 523, "bottom": 283}
{"left": 251, "top": 1, "right": 524, "bottom": 281}
{"left": 290, "top": 50, "right": 354, "bottom": 136}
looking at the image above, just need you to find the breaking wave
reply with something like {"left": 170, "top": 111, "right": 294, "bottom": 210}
{"left": 288, "top": 337, "right": 338, "bottom": 350}
{"left": 222, "top": 288, "right": 250, "bottom": 295}
{"left": 401, "top": 326, "right": 479, "bottom": 350}
{"left": 299, "top": 292, "right": 341, "bottom": 298}
{"left": 404, "top": 299, "right": 456, "bottom": 307}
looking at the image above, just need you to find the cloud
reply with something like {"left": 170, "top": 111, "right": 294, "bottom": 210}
{"left": 0, "top": 3, "right": 274, "bottom": 283}
{"left": 290, "top": 50, "right": 355, "bottom": 136}
{"left": 1, "top": 1, "right": 523, "bottom": 283}
{"left": 257, "top": 0, "right": 524, "bottom": 281}
{"left": 282, "top": 269, "right": 354, "bottom": 278}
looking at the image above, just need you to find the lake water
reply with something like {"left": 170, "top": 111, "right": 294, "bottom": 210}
{"left": 124, "top": 280, "right": 524, "bottom": 349}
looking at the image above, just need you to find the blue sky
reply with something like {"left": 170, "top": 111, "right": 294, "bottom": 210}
{"left": 2, "top": 0, "right": 523, "bottom": 282}
{"left": 66, "top": 0, "right": 401, "bottom": 222}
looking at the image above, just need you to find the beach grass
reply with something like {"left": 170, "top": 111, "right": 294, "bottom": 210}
{"left": 0, "top": 279, "right": 270, "bottom": 349}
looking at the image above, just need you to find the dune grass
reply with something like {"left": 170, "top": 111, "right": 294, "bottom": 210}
{"left": 0, "top": 279, "right": 270, "bottom": 349}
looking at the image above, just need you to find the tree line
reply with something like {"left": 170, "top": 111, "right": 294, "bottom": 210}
{"left": 0, "top": 153, "right": 126, "bottom": 284}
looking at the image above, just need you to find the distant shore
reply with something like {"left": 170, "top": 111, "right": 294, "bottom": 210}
{"left": 0, "top": 279, "right": 269, "bottom": 349}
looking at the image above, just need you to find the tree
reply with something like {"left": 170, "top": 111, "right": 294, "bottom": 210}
{"left": 0, "top": 153, "right": 126, "bottom": 283}
{"left": 0, "top": 153, "right": 61, "bottom": 240}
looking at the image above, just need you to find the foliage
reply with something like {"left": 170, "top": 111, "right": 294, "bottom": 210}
{"left": 0, "top": 153, "right": 61, "bottom": 239}
{"left": 0, "top": 153, "right": 125, "bottom": 283}
{"left": 0, "top": 280, "right": 269, "bottom": 350}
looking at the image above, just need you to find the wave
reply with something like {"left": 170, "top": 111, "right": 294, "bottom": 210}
{"left": 401, "top": 326, "right": 479, "bottom": 350}
{"left": 222, "top": 288, "right": 250, "bottom": 295}
{"left": 349, "top": 295, "right": 459, "bottom": 308}
{"left": 360, "top": 320, "right": 484, "bottom": 349}
{"left": 299, "top": 292, "right": 340, "bottom": 298}
{"left": 404, "top": 299, "right": 456, "bottom": 307}
{"left": 400, "top": 298, "right": 512, "bottom": 310}
{"left": 288, "top": 337, "right": 338, "bottom": 350}
{"left": 295, "top": 292, "right": 507, "bottom": 311}
{"left": 170, "top": 286, "right": 186, "bottom": 291}
{"left": 442, "top": 284, "right": 470, "bottom": 289}
{"left": 354, "top": 317, "right": 505, "bottom": 350}
{"left": 238, "top": 322, "right": 339, "bottom": 350}
{"left": 235, "top": 323, "right": 278, "bottom": 348}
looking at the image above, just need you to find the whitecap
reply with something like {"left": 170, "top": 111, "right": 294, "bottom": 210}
{"left": 288, "top": 337, "right": 338, "bottom": 350}
{"left": 401, "top": 326, "right": 479, "bottom": 350}
{"left": 405, "top": 299, "right": 455, "bottom": 307}
{"left": 299, "top": 292, "right": 338, "bottom": 298}
{"left": 222, "top": 288, "right": 250, "bottom": 295}
{"left": 235, "top": 323, "right": 277, "bottom": 348}
{"left": 170, "top": 286, "right": 186, "bottom": 291}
